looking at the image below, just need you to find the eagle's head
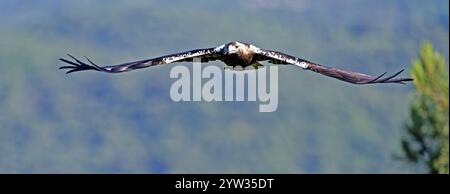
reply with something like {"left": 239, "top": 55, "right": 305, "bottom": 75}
{"left": 224, "top": 41, "right": 248, "bottom": 55}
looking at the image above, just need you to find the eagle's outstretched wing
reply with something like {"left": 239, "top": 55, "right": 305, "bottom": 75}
{"left": 59, "top": 48, "right": 220, "bottom": 74}
{"left": 254, "top": 48, "right": 412, "bottom": 84}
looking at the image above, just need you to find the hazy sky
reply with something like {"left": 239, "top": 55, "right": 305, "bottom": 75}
{"left": 0, "top": 0, "right": 448, "bottom": 173}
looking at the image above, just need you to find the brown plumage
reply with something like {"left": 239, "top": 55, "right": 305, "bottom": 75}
{"left": 59, "top": 41, "right": 412, "bottom": 85}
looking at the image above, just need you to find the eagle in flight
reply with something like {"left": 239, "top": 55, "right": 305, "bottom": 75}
{"left": 60, "top": 41, "right": 412, "bottom": 85}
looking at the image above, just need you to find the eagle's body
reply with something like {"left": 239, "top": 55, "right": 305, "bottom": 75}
{"left": 217, "top": 41, "right": 308, "bottom": 69}
{"left": 219, "top": 42, "right": 257, "bottom": 67}
{"left": 60, "top": 41, "right": 412, "bottom": 85}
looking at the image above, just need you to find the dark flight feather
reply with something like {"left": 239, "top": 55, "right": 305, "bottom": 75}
{"left": 254, "top": 48, "right": 412, "bottom": 84}
{"left": 59, "top": 48, "right": 218, "bottom": 74}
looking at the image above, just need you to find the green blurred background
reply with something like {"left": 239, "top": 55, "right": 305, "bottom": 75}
{"left": 0, "top": 0, "right": 448, "bottom": 173}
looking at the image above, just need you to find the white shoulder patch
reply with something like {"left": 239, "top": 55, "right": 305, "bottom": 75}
{"left": 249, "top": 44, "right": 261, "bottom": 53}
{"left": 163, "top": 55, "right": 188, "bottom": 64}
{"left": 260, "top": 49, "right": 309, "bottom": 69}
{"left": 162, "top": 48, "right": 215, "bottom": 64}
{"left": 214, "top": 44, "right": 225, "bottom": 52}
{"left": 294, "top": 61, "right": 309, "bottom": 69}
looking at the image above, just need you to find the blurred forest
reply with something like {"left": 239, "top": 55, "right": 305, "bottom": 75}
{"left": 0, "top": 0, "right": 448, "bottom": 173}
{"left": 402, "top": 43, "right": 449, "bottom": 174}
